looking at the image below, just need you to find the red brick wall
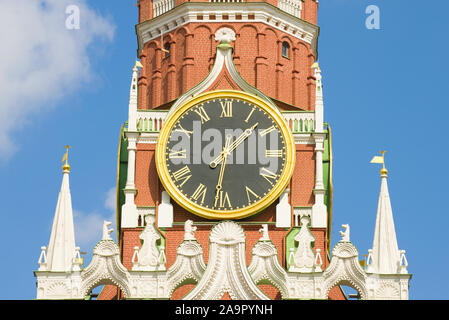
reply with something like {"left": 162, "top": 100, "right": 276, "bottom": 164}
{"left": 97, "top": 285, "right": 120, "bottom": 300}
{"left": 138, "top": 23, "right": 316, "bottom": 111}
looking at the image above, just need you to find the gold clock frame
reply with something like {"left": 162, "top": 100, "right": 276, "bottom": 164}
{"left": 155, "top": 90, "right": 295, "bottom": 220}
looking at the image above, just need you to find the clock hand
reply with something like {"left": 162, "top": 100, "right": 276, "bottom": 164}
{"left": 214, "top": 135, "right": 232, "bottom": 208}
{"left": 209, "top": 122, "right": 258, "bottom": 168}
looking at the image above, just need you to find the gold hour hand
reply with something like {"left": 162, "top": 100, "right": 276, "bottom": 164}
{"left": 209, "top": 122, "right": 258, "bottom": 168}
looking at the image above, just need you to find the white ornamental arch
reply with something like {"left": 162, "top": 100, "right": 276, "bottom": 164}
{"left": 80, "top": 240, "right": 131, "bottom": 298}
{"left": 323, "top": 241, "right": 367, "bottom": 299}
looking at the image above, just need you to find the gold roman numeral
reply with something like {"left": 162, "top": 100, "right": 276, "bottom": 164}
{"left": 244, "top": 107, "right": 256, "bottom": 123}
{"left": 169, "top": 149, "right": 187, "bottom": 159}
{"left": 245, "top": 186, "right": 260, "bottom": 204}
{"left": 191, "top": 183, "right": 207, "bottom": 205}
{"left": 260, "top": 168, "right": 278, "bottom": 186}
{"left": 214, "top": 190, "right": 232, "bottom": 209}
{"left": 219, "top": 100, "right": 233, "bottom": 118}
{"left": 175, "top": 124, "right": 193, "bottom": 137}
{"left": 194, "top": 106, "right": 210, "bottom": 124}
{"left": 265, "top": 150, "right": 283, "bottom": 158}
{"left": 259, "top": 125, "right": 277, "bottom": 137}
{"left": 172, "top": 166, "right": 192, "bottom": 187}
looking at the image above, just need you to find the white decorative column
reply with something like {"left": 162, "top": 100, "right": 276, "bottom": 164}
{"left": 158, "top": 191, "right": 173, "bottom": 228}
{"left": 276, "top": 188, "right": 291, "bottom": 228}
{"left": 311, "top": 135, "right": 327, "bottom": 228}
{"left": 311, "top": 62, "right": 327, "bottom": 228}
{"left": 121, "top": 132, "right": 139, "bottom": 228}
{"left": 121, "top": 62, "right": 142, "bottom": 228}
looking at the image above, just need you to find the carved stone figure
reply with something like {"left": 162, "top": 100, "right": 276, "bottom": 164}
{"left": 138, "top": 215, "right": 161, "bottom": 267}
{"left": 214, "top": 27, "right": 236, "bottom": 44}
{"left": 102, "top": 221, "right": 113, "bottom": 240}
{"left": 291, "top": 215, "right": 315, "bottom": 271}
{"left": 184, "top": 220, "right": 197, "bottom": 241}
{"left": 340, "top": 224, "right": 350, "bottom": 242}
{"left": 259, "top": 224, "right": 270, "bottom": 241}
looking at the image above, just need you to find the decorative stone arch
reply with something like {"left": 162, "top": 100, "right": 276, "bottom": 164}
{"left": 248, "top": 240, "right": 289, "bottom": 299}
{"left": 183, "top": 221, "right": 269, "bottom": 300}
{"left": 323, "top": 241, "right": 368, "bottom": 300}
{"left": 166, "top": 239, "right": 206, "bottom": 296}
{"left": 80, "top": 240, "right": 131, "bottom": 298}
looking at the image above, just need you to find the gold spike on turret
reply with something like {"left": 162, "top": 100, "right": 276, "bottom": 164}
{"left": 62, "top": 145, "right": 71, "bottom": 171}
{"left": 370, "top": 150, "right": 387, "bottom": 175}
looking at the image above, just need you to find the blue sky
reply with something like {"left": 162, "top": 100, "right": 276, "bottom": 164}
{"left": 0, "top": 0, "right": 447, "bottom": 300}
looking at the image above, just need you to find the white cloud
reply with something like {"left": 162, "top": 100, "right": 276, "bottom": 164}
{"left": 0, "top": 0, "right": 114, "bottom": 158}
{"left": 105, "top": 186, "right": 117, "bottom": 212}
{"left": 74, "top": 186, "right": 117, "bottom": 248}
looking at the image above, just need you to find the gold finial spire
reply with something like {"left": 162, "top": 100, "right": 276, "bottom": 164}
{"left": 62, "top": 145, "right": 71, "bottom": 171}
{"left": 134, "top": 60, "right": 143, "bottom": 71}
{"left": 370, "top": 150, "right": 388, "bottom": 175}
{"left": 311, "top": 61, "right": 320, "bottom": 72}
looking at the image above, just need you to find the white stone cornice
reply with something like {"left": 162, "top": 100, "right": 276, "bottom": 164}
{"left": 137, "top": 132, "right": 159, "bottom": 144}
{"left": 136, "top": 2, "right": 319, "bottom": 55}
{"left": 293, "top": 133, "right": 314, "bottom": 145}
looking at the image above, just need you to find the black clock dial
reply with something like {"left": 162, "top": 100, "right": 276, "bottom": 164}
{"left": 164, "top": 97, "right": 287, "bottom": 213}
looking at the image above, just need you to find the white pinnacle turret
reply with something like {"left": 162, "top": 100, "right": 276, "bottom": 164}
{"left": 369, "top": 167, "right": 401, "bottom": 274}
{"left": 128, "top": 60, "right": 142, "bottom": 131}
{"left": 312, "top": 62, "right": 323, "bottom": 133}
{"left": 45, "top": 151, "right": 77, "bottom": 272}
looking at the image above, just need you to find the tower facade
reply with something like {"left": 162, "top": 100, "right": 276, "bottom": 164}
{"left": 116, "top": 0, "right": 335, "bottom": 300}
{"left": 34, "top": 1, "right": 411, "bottom": 301}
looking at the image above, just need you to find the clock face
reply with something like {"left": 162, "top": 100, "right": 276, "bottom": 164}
{"left": 156, "top": 91, "right": 295, "bottom": 220}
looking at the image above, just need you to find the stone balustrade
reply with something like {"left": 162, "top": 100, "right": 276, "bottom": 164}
{"left": 136, "top": 109, "right": 315, "bottom": 133}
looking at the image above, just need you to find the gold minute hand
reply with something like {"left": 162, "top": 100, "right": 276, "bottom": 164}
{"left": 214, "top": 135, "right": 232, "bottom": 208}
{"left": 209, "top": 122, "right": 258, "bottom": 169}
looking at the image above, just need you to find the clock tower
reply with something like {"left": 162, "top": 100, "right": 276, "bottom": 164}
{"left": 34, "top": 0, "right": 412, "bottom": 301}
{"left": 111, "top": 0, "right": 340, "bottom": 300}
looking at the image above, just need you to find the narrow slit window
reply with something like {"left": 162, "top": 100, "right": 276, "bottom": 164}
{"left": 282, "top": 41, "right": 290, "bottom": 59}
{"left": 164, "top": 42, "right": 171, "bottom": 58}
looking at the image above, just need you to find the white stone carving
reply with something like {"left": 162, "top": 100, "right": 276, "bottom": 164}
{"left": 259, "top": 224, "right": 270, "bottom": 241}
{"left": 290, "top": 215, "right": 316, "bottom": 273}
{"left": 167, "top": 229, "right": 206, "bottom": 296}
{"left": 248, "top": 227, "right": 288, "bottom": 298}
{"left": 132, "top": 214, "right": 165, "bottom": 271}
{"left": 339, "top": 224, "right": 350, "bottom": 242}
{"left": 102, "top": 221, "right": 113, "bottom": 240}
{"left": 38, "top": 246, "right": 47, "bottom": 271}
{"left": 184, "top": 220, "right": 197, "bottom": 241}
{"left": 184, "top": 221, "right": 269, "bottom": 300}
{"left": 81, "top": 239, "right": 131, "bottom": 298}
{"left": 399, "top": 250, "right": 408, "bottom": 274}
{"left": 215, "top": 27, "right": 236, "bottom": 44}
{"left": 158, "top": 191, "right": 173, "bottom": 228}
{"left": 323, "top": 241, "right": 367, "bottom": 299}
